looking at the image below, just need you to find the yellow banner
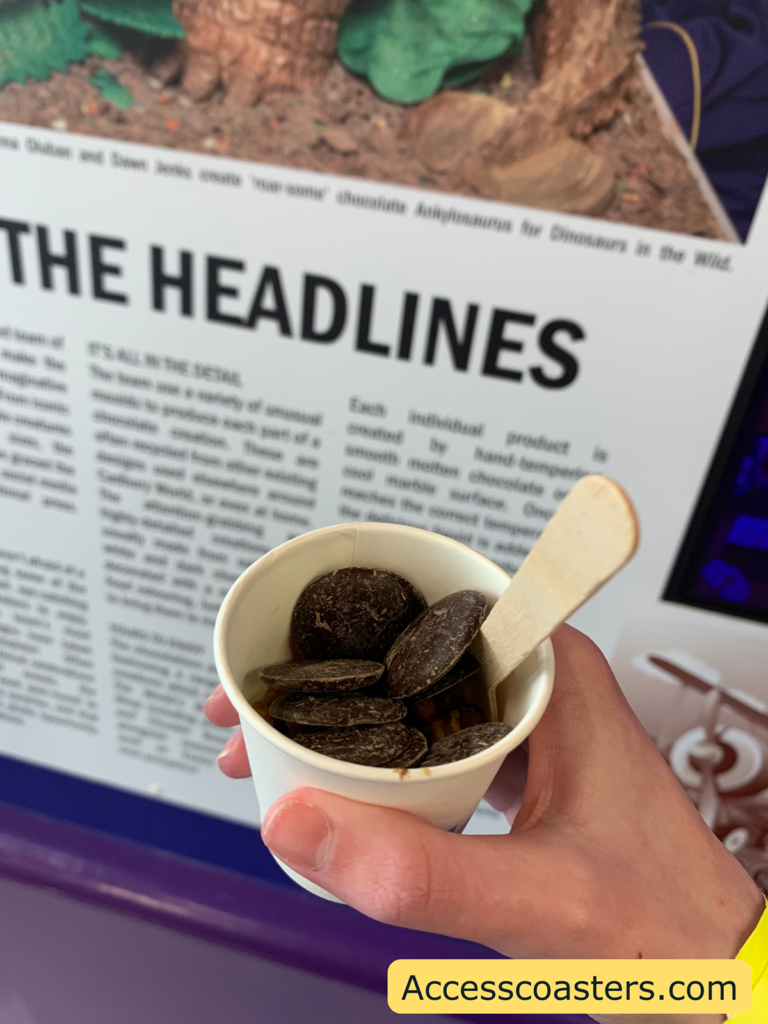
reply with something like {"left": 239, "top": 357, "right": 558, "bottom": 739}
{"left": 388, "top": 959, "right": 752, "bottom": 1014}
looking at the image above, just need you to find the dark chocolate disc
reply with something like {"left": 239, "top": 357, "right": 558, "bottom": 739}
{"left": 291, "top": 568, "right": 416, "bottom": 661}
{"left": 384, "top": 590, "right": 487, "bottom": 699}
{"left": 379, "top": 728, "right": 428, "bottom": 769}
{"left": 421, "top": 723, "right": 512, "bottom": 767}
{"left": 381, "top": 570, "right": 426, "bottom": 621}
{"left": 293, "top": 722, "right": 410, "bottom": 766}
{"left": 261, "top": 659, "right": 384, "bottom": 692}
{"left": 270, "top": 692, "right": 407, "bottom": 727}
{"left": 405, "top": 652, "right": 481, "bottom": 706}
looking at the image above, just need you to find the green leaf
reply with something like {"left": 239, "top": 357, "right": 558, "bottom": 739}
{"left": 338, "top": 0, "right": 533, "bottom": 104}
{"left": 81, "top": 0, "right": 184, "bottom": 39}
{"left": 90, "top": 67, "right": 133, "bottom": 109}
{"left": 0, "top": 0, "right": 90, "bottom": 87}
{"left": 86, "top": 25, "right": 123, "bottom": 58}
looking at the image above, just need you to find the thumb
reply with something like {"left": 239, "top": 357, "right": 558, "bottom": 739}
{"left": 261, "top": 787, "right": 555, "bottom": 953}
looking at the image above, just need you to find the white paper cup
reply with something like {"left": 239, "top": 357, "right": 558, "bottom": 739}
{"left": 214, "top": 522, "right": 554, "bottom": 901}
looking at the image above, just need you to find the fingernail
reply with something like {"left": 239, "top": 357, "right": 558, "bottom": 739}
{"left": 217, "top": 731, "right": 238, "bottom": 765}
{"left": 262, "top": 800, "right": 333, "bottom": 871}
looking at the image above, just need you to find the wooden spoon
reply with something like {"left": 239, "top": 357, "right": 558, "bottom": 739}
{"left": 471, "top": 474, "right": 639, "bottom": 721}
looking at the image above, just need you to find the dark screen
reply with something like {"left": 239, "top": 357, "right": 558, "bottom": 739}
{"left": 664, "top": 302, "right": 768, "bottom": 624}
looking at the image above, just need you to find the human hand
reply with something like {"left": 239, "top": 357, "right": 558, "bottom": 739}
{"left": 204, "top": 625, "right": 763, "bottom": 1023}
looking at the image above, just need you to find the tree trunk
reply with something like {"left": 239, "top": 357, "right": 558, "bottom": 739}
{"left": 172, "top": 0, "right": 640, "bottom": 119}
{"left": 172, "top": 0, "right": 347, "bottom": 103}
{"left": 529, "top": 0, "right": 642, "bottom": 136}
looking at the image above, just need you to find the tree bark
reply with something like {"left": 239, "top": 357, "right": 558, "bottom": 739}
{"left": 172, "top": 0, "right": 347, "bottom": 103}
{"left": 529, "top": 0, "right": 642, "bottom": 136}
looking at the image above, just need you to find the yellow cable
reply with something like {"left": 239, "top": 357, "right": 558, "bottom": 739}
{"left": 646, "top": 20, "right": 702, "bottom": 151}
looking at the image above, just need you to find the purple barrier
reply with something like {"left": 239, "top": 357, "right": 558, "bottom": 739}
{"left": 0, "top": 803, "right": 588, "bottom": 1023}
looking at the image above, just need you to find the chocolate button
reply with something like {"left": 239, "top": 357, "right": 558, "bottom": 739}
{"left": 381, "top": 570, "right": 426, "bottom": 621}
{"left": 421, "top": 722, "right": 512, "bottom": 766}
{"left": 384, "top": 590, "right": 487, "bottom": 699}
{"left": 291, "top": 568, "right": 415, "bottom": 661}
{"left": 379, "top": 728, "right": 428, "bottom": 769}
{"left": 405, "top": 651, "right": 481, "bottom": 706}
{"left": 270, "top": 692, "right": 406, "bottom": 727}
{"left": 293, "top": 722, "right": 410, "bottom": 766}
{"left": 261, "top": 658, "right": 384, "bottom": 692}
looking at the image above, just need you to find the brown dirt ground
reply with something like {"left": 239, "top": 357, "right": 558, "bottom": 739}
{"left": 0, "top": 42, "right": 725, "bottom": 240}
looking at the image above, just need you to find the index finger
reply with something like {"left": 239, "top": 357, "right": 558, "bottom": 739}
{"left": 204, "top": 683, "right": 240, "bottom": 727}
